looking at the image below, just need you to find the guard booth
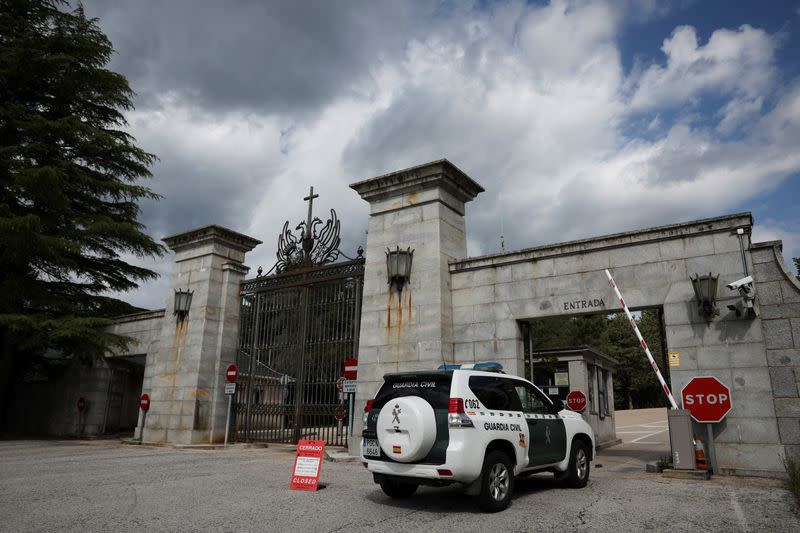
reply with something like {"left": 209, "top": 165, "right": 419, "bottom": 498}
{"left": 530, "top": 346, "right": 620, "bottom": 449}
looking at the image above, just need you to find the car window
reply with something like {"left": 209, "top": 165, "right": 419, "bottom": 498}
{"left": 514, "top": 383, "right": 555, "bottom": 415}
{"left": 468, "top": 376, "right": 522, "bottom": 411}
{"left": 374, "top": 375, "right": 451, "bottom": 410}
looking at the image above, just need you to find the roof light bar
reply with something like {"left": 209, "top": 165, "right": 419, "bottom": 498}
{"left": 437, "top": 362, "right": 504, "bottom": 372}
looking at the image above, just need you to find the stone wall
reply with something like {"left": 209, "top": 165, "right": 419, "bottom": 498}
{"left": 6, "top": 310, "right": 164, "bottom": 437}
{"left": 753, "top": 241, "right": 800, "bottom": 465}
{"left": 104, "top": 309, "right": 165, "bottom": 357}
{"left": 448, "top": 213, "right": 790, "bottom": 476}
{"left": 351, "top": 159, "right": 798, "bottom": 476}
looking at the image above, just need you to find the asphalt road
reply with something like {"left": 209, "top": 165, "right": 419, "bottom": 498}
{"left": 0, "top": 439, "right": 797, "bottom": 533}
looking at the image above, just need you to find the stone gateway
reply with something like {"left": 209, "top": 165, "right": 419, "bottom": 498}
{"left": 9, "top": 159, "right": 800, "bottom": 480}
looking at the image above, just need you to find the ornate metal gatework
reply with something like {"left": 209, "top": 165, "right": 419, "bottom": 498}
{"left": 233, "top": 188, "right": 364, "bottom": 446}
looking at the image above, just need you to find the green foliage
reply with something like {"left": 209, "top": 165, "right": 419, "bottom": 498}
{"left": 784, "top": 454, "right": 800, "bottom": 503}
{"left": 0, "top": 0, "right": 163, "bottom": 359}
{"left": 528, "top": 310, "right": 671, "bottom": 410}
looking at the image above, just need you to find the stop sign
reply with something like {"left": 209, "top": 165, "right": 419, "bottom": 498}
{"left": 681, "top": 376, "right": 732, "bottom": 423}
{"left": 226, "top": 364, "right": 238, "bottom": 383}
{"left": 566, "top": 390, "right": 587, "bottom": 412}
{"left": 140, "top": 393, "right": 150, "bottom": 411}
{"left": 343, "top": 358, "right": 358, "bottom": 380}
{"left": 334, "top": 405, "right": 346, "bottom": 421}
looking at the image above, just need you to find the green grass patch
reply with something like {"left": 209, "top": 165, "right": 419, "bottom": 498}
{"left": 784, "top": 454, "right": 800, "bottom": 503}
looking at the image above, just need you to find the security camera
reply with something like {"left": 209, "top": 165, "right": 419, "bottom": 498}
{"left": 726, "top": 275, "right": 753, "bottom": 291}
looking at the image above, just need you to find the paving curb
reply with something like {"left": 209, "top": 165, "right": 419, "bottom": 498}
{"left": 661, "top": 468, "right": 711, "bottom": 480}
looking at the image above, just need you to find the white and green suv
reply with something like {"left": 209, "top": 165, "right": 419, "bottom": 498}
{"left": 361, "top": 362, "right": 595, "bottom": 512}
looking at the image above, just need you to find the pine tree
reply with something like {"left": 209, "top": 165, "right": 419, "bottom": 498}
{"left": 794, "top": 257, "right": 799, "bottom": 278}
{"left": 0, "top": 0, "right": 163, "bottom": 399}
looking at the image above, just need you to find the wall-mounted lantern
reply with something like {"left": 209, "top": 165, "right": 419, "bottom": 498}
{"left": 174, "top": 288, "right": 193, "bottom": 321}
{"left": 386, "top": 246, "right": 414, "bottom": 292}
{"left": 690, "top": 273, "right": 719, "bottom": 320}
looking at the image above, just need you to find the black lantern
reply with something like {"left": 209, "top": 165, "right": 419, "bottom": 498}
{"left": 386, "top": 246, "right": 414, "bottom": 292}
{"left": 690, "top": 273, "right": 719, "bottom": 320}
{"left": 174, "top": 288, "right": 193, "bottom": 321}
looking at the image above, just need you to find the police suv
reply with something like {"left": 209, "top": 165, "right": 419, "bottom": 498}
{"left": 361, "top": 362, "right": 594, "bottom": 512}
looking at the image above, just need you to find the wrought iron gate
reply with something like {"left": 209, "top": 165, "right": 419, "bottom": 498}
{"left": 233, "top": 189, "right": 364, "bottom": 446}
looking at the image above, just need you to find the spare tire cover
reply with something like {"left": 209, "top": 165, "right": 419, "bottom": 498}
{"left": 376, "top": 395, "right": 437, "bottom": 463}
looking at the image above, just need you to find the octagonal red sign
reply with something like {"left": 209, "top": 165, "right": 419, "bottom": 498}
{"left": 566, "top": 390, "right": 587, "bottom": 412}
{"left": 680, "top": 376, "right": 732, "bottom": 423}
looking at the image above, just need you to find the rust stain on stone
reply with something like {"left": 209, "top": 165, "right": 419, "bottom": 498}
{"left": 406, "top": 287, "right": 413, "bottom": 322}
{"left": 407, "top": 191, "right": 419, "bottom": 205}
{"left": 397, "top": 289, "right": 403, "bottom": 332}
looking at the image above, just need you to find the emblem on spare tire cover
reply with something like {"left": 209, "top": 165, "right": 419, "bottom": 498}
{"left": 392, "top": 404, "right": 401, "bottom": 424}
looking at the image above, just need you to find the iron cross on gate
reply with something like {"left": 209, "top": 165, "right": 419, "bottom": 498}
{"left": 303, "top": 186, "right": 319, "bottom": 240}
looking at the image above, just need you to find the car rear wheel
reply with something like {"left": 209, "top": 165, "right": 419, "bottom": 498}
{"left": 478, "top": 451, "right": 514, "bottom": 512}
{"left": 563, "top": 439, "right": 590, "bottom": 488}
{"left": 380, "top": 479, "right": 418, "bottom": 499}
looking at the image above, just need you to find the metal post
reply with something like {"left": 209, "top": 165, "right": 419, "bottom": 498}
{"left": 348, "top": 393, "right": 354, "bottom": 437}
{"left": 244, "top": 294, "right": 260, "bottom": 441}
{"left": 706, "top": 423, "right": 718, "bottom": 474}
{"left": 294, "top": 285, "right": 311, "bottom": 443}
{"left": 736, "top": 229, "right": 749, "bottom": 276}
{"left": 224, "top": 394, "right": 232, "bottom": 446}
{"left": 139, "top": 411, "right": 147, "bottom": 441}
{"left": 527, "top": 322, "right": 534, "bottom": 382}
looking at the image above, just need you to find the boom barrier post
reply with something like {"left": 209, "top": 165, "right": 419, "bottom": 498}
{"left": 605, "top": 269, "right": 679, "bottom": 410}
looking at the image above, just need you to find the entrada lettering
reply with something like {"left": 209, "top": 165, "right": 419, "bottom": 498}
{"left": 563, "top": 298, "right": 605, "bottom": 311}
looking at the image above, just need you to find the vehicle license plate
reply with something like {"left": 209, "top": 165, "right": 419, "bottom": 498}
{"left": 362, "top": 438, "right": 380, "bottom": 457}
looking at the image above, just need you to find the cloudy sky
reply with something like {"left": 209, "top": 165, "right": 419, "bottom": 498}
{"left": 82, "top": 0, "right": 800, "bottom": 310}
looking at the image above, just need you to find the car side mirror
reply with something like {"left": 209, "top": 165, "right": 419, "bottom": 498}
{"left": 553, "top": 398, "right": 565, "bottom": 412}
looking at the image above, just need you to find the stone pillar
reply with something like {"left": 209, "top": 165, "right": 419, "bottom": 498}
{"left": 140, "top": 225, "right": 260, "bottom": 444}
{"left": 348, "top": 160, "right": 483, "bottom": 453}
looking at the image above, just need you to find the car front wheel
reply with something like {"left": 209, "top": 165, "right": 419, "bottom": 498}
{"left": 478, "top": 450, "right": 514, "bottom": 512}
{"left": 563, "top": 439, "right": 590, "bottom": 488}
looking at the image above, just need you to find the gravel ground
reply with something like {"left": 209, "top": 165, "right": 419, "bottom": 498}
{"left": 0, "top": 440, "right": 797, "bottom": 532}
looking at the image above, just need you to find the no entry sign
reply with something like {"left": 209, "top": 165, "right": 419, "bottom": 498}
{"left": 140, "top": 393, "right": 150, "bottom": 411}
{"left": 334, "top": 405, "right": 346, "bottom": 421}
{"left": 681, "top": 376, "right": 732, "bottom": 423}
{"left": 225, "top": 364, "right": 238, "bottom": 383}
{"left": 343, "top": 358, "right": 358, "bottom": 380}
{"left": 290, "top": 439, "right": 325, "bottom": 491}
{"left": 566, "top": 390, "right": 587, "bottom": 412}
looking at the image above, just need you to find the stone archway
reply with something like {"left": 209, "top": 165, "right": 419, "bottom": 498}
{"left": 350, "top": 159, "right": 800, "bottom": 477}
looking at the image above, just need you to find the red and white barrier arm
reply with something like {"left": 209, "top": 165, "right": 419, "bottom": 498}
{"left": 605, "top": 269, "right": 679, "bottom": 410}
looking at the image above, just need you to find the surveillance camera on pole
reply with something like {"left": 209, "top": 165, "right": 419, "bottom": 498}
{"left": 725, "top": 275, "right": 757, "bottom": 318}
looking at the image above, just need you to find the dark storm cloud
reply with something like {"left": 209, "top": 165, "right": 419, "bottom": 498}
{"left": 84, "top": 0, "right": 435, "bottom": 115}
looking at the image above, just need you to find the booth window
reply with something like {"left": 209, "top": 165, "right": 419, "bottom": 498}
{"left": 588, "top": 365, "right": 596, "bottom": 414}
{"left": 532, "top": 362, "right": 570, "bottom": 401}
{"left": 598, "top": 368, "right": 609, "bottom": 419}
